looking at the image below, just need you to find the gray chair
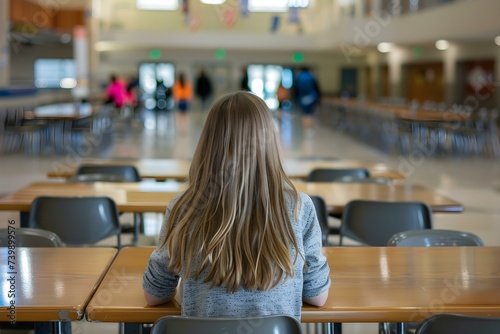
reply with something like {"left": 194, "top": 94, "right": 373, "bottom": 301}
{"left": 339, "top": 200, "right": 433, "bottom": 246}
{"left": 388, "top": 229, "right": 484, "bottom": 247}
{"left": 309, "top": 195, "right": 330, "bottom": 246}
{"left": 28, "top": 196, "right": 121, "bottom": 248}
{"left": 75, "top": 164, "right": 142, "bottom": 244}
{"left": 150, "top": 315, "right": 303, "bottom": 334}
{"left": 306, "top": 168, "right": 370, "bottom": 182}
{"left": 0, "top": 227, "right": 63, "bottom": 247}
{"left": 415, "top": 314, "right": 500, "bottom": 334}
{"left": 382, "top": 230, "right": 484, "bottom": 334}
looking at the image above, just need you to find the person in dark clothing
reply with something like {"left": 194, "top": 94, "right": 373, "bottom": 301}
{"left": 240, "top": 67, "right": 250, "bottom": 91}
{"left": 295, "top": 66, "right": 321, "bottom": 136}
{"left": 195, "top": 69, "right": 213, "bottom": 111}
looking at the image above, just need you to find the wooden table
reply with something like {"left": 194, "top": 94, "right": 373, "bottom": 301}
{"left": 0, "top": 247, "right": 116, "bottom": 332}
{"left": 0, "top": 181, "right": 463, "bottom": 227}
{"left": 294, "top": 182, "right": 464, "bottom": 214}
{"left": 46, "top": 158, "right": 404, "bottom": 181}
{"left": 86, "top": 247, "right": 500, "bottom": 327}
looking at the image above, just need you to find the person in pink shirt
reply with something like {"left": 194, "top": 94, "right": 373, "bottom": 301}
{"left": 105, "top": 75, "right": 127, "bottom": 108}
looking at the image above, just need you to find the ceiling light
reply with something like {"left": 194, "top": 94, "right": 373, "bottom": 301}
{"left": 200, "top": 0, "right": 226, "bottom": 4}
{"left": 435, "top": 40, "right": 449, "bottom": 51}
{"left": 495, "top": 36, "right": 500, "bottom": 46}
{"left": 377, "top": 42, "right": 393, "bottom": 53}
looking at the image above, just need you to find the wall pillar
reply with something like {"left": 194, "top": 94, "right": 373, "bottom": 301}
{"left": 496, "top": 45, "right": 500, "bottom": 109}
{"left": 388, "top": 48, "right": 403, "bottom": 98}
{"left": 0, "top": 0, "right": 10, "bottom": 87}
{"left": 87, "top": 0, "right": 101, "bottom": 98}
{"left": 443, "top": 44, "right": 458, "bottom": 105}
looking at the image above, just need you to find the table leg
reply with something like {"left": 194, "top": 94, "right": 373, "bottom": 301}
{"left": 322, "top": 322, "right": 342, "bottom": 334}
{"left": 34, "top": 322, "right": 71, "bottom": 334}
{"left": 396, "top": 322, "right": 406, "bottom": 334}
{"left": 20, "top": 211, "right": 29, "bottom": 227}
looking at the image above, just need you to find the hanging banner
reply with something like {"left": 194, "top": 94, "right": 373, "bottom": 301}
{"left": 270, "top": 16, "right": 280, "bottom": 33}
{"left": 289, "top": 7, "right": 299, "bottom": 24}
{"left": 224, "top": 8, "right": 237, "bottom": 28}
{"left": 182, "top": 0, "right": 190, "bottom": 22}
{"left": 240, "top": 0, "right": 249, "bottom": 18}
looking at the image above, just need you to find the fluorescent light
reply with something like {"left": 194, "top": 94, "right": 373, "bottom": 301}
{"left": 495, "top": 36, "right": 500, "bottom": 46}
{"left": 200, "top": 0, "right": 226, "bottom": 4}
{"left": 377, "top": 42, "right": 393, "bottom": 53}
{"left": 136, "top": 0, "right": 178, "bottom": 10}
{"left": 249, "top": 0, "right": 289, "bottom": 12}
{"left": 435, "top": 40, "right": 449, "bottom": 51}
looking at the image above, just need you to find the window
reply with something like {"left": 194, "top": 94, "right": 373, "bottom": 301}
{"left": 34, "top": 59, "right": 76, "bottom": 89}
{"left": 136, "top": 0, "right": 178, "bottom": 11}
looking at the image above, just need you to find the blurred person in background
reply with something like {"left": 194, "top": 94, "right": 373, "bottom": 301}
{"left": 195, "top": 68, "right": 213, "bottom": 111}
{"left": 295, "top": 67, "right": 321, "bottom": 137}
{"left": 172, "top": 72, "right": 193, "bottom": 134}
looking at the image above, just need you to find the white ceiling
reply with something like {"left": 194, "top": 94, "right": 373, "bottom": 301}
{"left": 24, "top": 0, "right": 500, "bottom": 51}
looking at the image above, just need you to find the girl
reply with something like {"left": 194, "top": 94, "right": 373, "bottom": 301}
{"left": 143, "top": 91, "right": 330, "bottom": 321}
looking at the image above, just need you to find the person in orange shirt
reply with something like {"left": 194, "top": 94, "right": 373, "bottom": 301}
{"left": 172, "top": 72, "right": 193, "bottom": 113}
{"left": 172, "top": 72, "right": 193, "bottom": 134}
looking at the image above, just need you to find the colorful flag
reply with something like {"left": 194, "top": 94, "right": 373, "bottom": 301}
{"left": 270, "top": 16, "right": 280, "bottom": 33}
{"left": 240, "top": 0, "right": 249, "bottom": 17}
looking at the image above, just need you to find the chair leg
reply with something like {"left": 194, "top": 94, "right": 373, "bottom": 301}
{"left": 132, "top": 213, "right": 142, "bottom": 245}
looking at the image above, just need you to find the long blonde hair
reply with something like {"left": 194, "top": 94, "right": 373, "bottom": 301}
{"left": 162, "top": 91, "right": 300, "bottom": 293}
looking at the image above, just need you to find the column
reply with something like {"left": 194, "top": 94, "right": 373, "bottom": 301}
{"left": 87, "top": 0, "right": 101, "bottom": 98}
{"left": 496, "top": 45, "right": 500, "bottom": 109}
{"left": 0, "top": 0, "right": 10, "bottom": 87}
{"left": 443, "top": 43, "right": 458, "bottom": 106}
{"left": 388, "top": 48, "right": 403, "bottom": 98}
{"left": 367, "top": 51, "right": 381, "bottom": 100}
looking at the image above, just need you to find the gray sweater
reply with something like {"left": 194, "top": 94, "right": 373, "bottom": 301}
{"left": 142, "top": 191, "right": 330, "bottom": 321}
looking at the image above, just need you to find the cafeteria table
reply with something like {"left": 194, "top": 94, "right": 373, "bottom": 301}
{"left": 46, "top": 158, "right": 405, "bottom": 181}
{"left": 85, "top": 246, "right": 500, "bottom": 334}
{"left": 0, "top": 247, "right": 117, "bottom": 334}
{"left": 0, "top": 181, "right": 464, "bottom": 227}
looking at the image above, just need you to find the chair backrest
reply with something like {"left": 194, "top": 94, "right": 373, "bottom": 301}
{"left": 76, "top": 164, "right": 141, "bottom": 182}
{"left": 388, "top": 229, "right": 484, "bottom": 247}
{"left": 68, "top": 173, "right": 125, "bottom": 183}
{"left": 307, "top": 168, "right": 370, "bottom": 182}
{"left": 309, "top": 195, "right": 329, "bottom": 246}
{"left": 28, "top": 196, "right": 121, "bottom": 248}
{"left": 340, "top": 200, "right": 433, "bottom": 246}
{"left": 415, "top": 314, "right": 500, "bottom": 334}
{"left": 150, "top": 315, "right": 303, "bottom": 334}
{"left": 0, "top": 227, "right": 63, "bottom": 247}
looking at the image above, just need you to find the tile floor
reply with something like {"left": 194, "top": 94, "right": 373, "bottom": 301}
{"left": 1, "top": 106, "right": 500, "bottom": 334}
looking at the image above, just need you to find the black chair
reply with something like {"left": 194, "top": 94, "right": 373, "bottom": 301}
{"left": 415, "top": 314, "right": 500, "bottom": 334}
{"left": 75, "top": 164, "right": 142, "bottom": 244}
{"left": 339, "top": 200, "right": 433, "bottom": 246}
{"left": 309, "top": 195, "right": 330, "bottom": 246}
{"left": 0, "top": 227, "right": 63, "bottom": 247}
{"left": 306, "top": 168, "right": 370, "bottom": 182}
{"left": 68, "top": 173, "right": 125, "bottom": 183}
{"left": 388, "top": 229, "right": 484, "bottom": 247}
{"left": 76, "top": 164, "right": 141, "bottom": 182}
{"left": 28, "top": 196, "right": 121, "bottom": 248}
{"left": 307, "top": 168, "right": 372, "bottom": 237}
{"left": 150, "top": 315, "right": 303, "bottom": 334}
